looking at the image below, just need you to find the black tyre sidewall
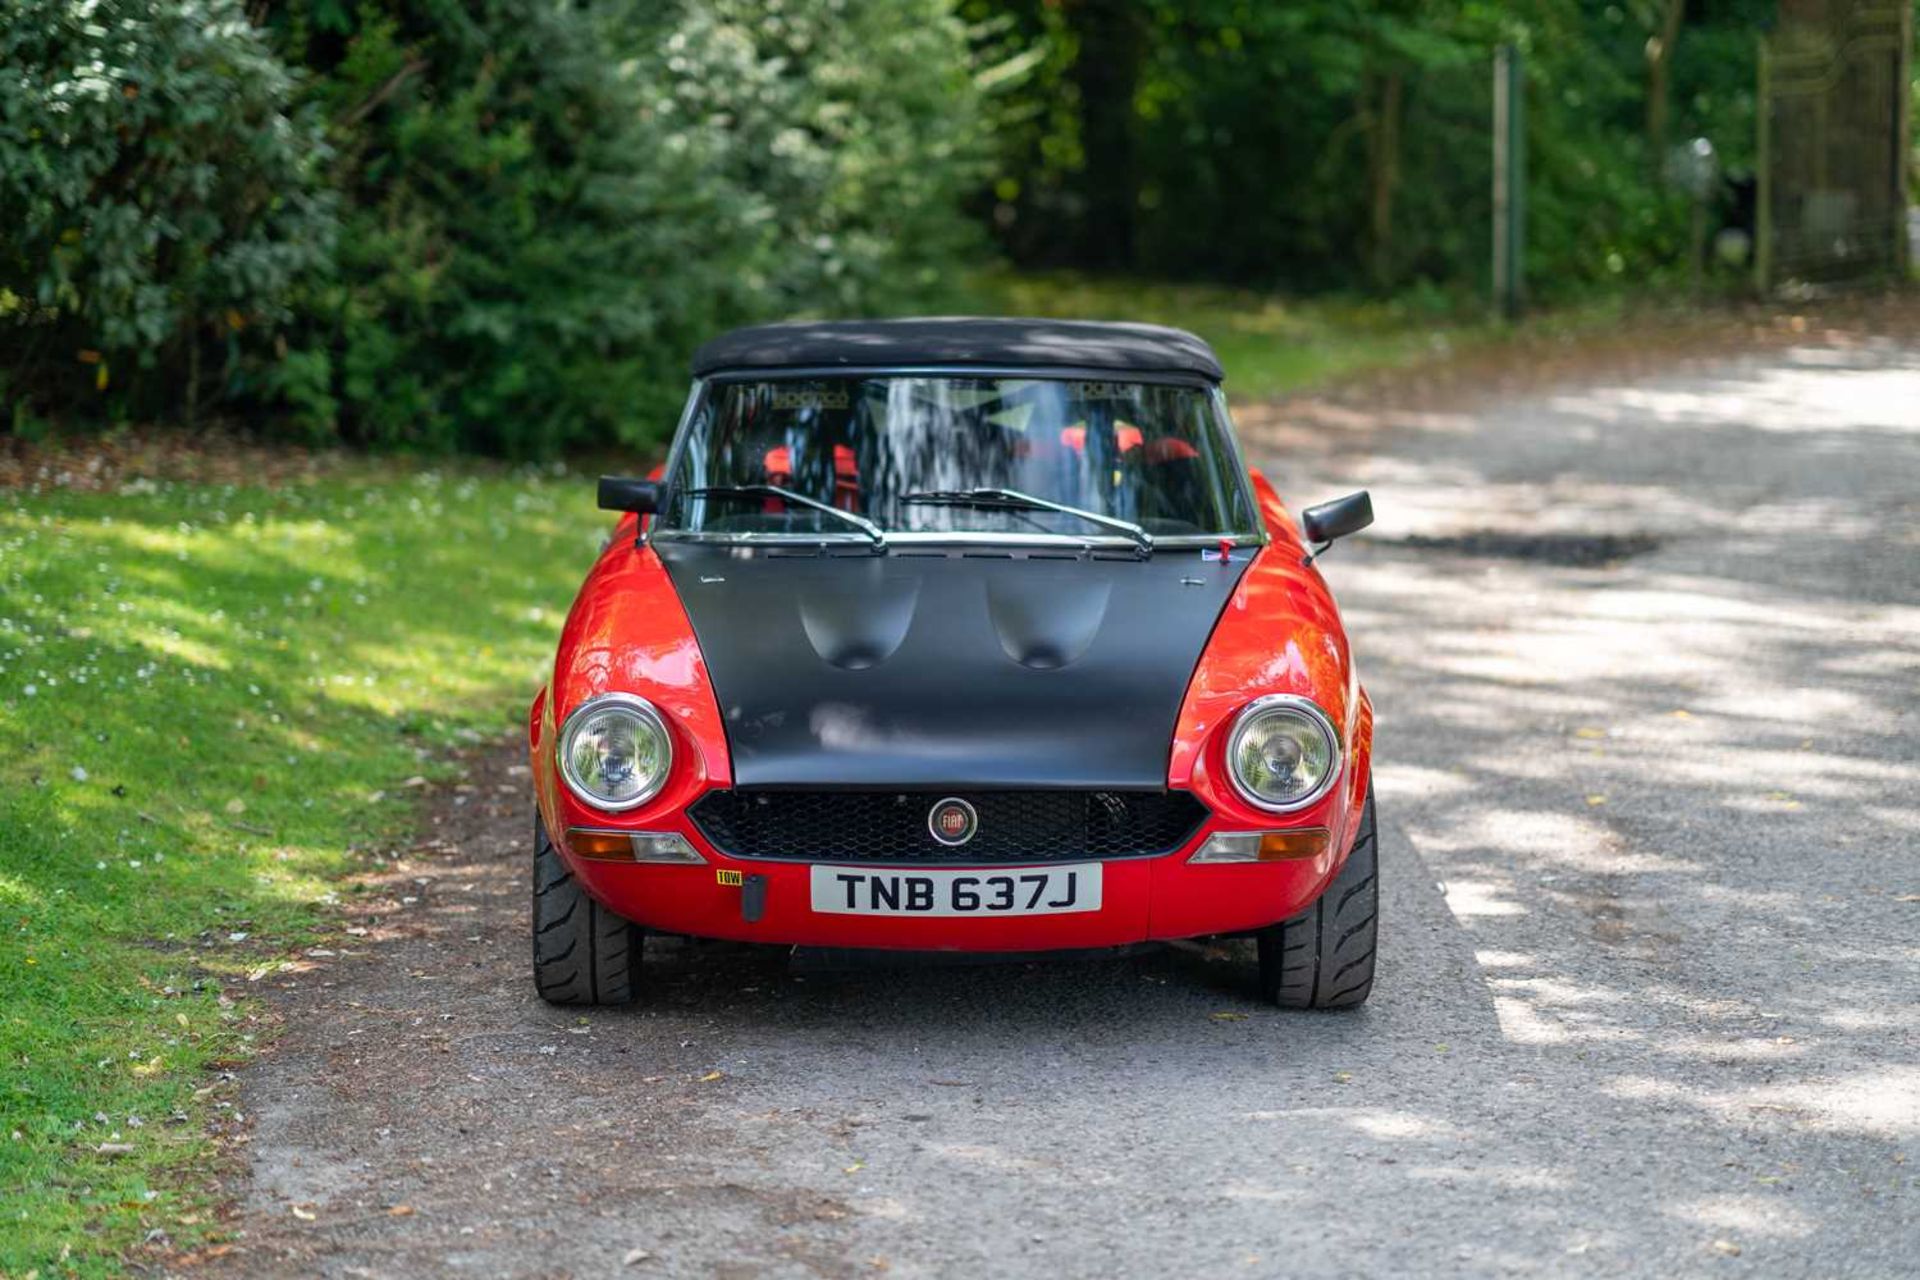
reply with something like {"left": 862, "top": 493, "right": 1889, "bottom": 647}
{"left": 531, "top": 814, "right": 644, "bottom": 1005}
{"left": 1257, "top": 787, "right": 1379, "bottom": 1010}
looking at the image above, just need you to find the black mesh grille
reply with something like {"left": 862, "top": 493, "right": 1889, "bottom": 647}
{"left": 689, "top": 790, "right": 1209, "bottom": 864}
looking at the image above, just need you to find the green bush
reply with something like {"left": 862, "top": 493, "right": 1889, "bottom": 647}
{"left": 273, "top": 0, "right": 986, "bottom": 455}
{"left": 3, "top": 0, "right": 988, "bottom": 455}
{"left": 0, "top": 0, "right": 337, "bottom": 421}
{"left": 664, "top": 0, "right": 988, "bottom": 313}
{"left": 272, "top": 1, "right": 735, "bottom": 453}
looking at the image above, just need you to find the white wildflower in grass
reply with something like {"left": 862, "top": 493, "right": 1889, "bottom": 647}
{"left": 70, "top": 766, "right": 88, "bottom": 783}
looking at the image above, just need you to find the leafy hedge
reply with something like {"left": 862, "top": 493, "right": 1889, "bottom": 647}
{"left": 1, "top": 0, "right": 986, "bottom": 454}
{"left": 0, "top": 0, "right": 336, "bottom": 422}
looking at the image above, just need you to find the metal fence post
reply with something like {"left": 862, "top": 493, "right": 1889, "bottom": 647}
{"left": 1492, "top": 46, "right": 1525, "bottom": 319}
{"left": 1754, "top": 34, "right": 1772, "bottom": 295}
{"left": 1897, "top": 0, "right": 1913, "bottom": 277}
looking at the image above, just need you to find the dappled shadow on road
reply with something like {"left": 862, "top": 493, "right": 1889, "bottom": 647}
{"left": 1274, "top": 339, "right": 1919, "bottom": 1273}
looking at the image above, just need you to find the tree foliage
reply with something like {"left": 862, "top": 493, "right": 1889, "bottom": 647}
{"left": 969, "top": 0, "right": 1776, "bottom": 296}
{"left": 3, "top": 0, "right": 986, "bottom": 453}
{"left": 2, "top": 0, "right": 1798, "bottom": 450}
{"left": 666, "top": 0, "right": 988, "bottom": 313}
{"left": 268, "top": 0, "right": 733, "bottom": 452}
{"left": 266, "top": 0, "right": 985, "bottom": 452}
{"left": 0, "top": 0, "right": 336, "bottom": 422}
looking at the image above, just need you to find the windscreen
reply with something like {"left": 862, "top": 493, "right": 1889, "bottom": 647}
{"left": 660, "top": 376, "right": 1258, "bottom": 541}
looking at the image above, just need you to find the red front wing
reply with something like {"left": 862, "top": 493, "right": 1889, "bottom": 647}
{"left": 531, "top": 470, "right": 1373, "bottom": 951}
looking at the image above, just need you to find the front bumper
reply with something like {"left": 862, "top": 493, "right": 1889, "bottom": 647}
{"left": 558, "top": 819, "right": 1345, "bottom": 951}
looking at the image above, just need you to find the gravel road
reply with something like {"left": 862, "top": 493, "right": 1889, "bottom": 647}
{"left": 200, "top": 340, "right": 1918, "bottom": 1278}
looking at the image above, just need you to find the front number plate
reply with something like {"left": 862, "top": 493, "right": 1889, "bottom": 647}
{"left": 809, "top": 864, "right": 1103, "bottom": 917}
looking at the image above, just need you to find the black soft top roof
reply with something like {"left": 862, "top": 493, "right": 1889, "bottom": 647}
{"left": 690, "top": 317, "right": 1224, "bottom": 383}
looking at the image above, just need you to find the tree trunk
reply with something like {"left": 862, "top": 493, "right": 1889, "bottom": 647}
{"left": 1646, "top": 0, "right": 1686, "bottom": 178}
{"left": 1367, "top": 70, "right": 1404, "bottom": 291}
{"left": 185, "top": 326, "right": 201, "bottom": 428}
{"left": 1065, "top": 0, "right": 1146, "bottom": 269}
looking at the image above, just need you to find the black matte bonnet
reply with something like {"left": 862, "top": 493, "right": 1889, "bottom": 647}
{"left": 656, "top": 542, "right": 1251, "bottom": 789}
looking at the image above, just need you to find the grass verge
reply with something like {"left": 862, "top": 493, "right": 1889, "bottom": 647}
{"left": 967, "top": 270, "right": 1472, "bottom": 401}
{"left": 0, "top": 463, "right": 599, "bottom": 1274}
{"left": 962, "top": 271, "right": 1846, "bottom": 408}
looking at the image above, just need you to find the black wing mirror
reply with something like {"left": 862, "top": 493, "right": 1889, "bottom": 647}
{"left": 598, "top": 476, "right": 662, "bottom": 514}
{"left": 1301, "top": 490, "right": 1373, "bottom": 563}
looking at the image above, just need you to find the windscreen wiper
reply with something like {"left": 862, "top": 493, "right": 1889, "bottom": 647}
{"left": 900, "top": 487, "right": 1154, "bottom": 555}
{"left": 684, "top": 484, "right": 887, "bottom": 549}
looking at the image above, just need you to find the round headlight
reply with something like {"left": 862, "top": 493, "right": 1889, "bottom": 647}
{"left": 1226, "top": 695, "right": 1341, "bottom": 812}
{"left": 557, "top": 693, "right": 672, "bottom": 812}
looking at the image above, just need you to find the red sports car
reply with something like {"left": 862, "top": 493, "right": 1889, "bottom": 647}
{"left": 529, "top": 319, "right": 1377, "bottom": 1007}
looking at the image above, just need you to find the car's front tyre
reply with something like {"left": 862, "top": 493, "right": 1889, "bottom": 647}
{"left": 1255, "top": 786, "right": 1378, "bottom": 1009}
{"left": 532, "top": 814, "right": 645, "bottom": 1005}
